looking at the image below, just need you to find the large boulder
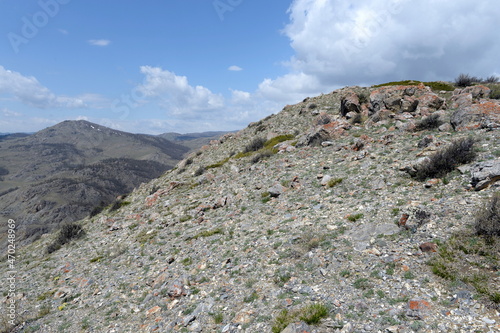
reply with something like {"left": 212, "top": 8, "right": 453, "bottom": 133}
{"left": 470, "top": 159, "right": 500, "bottom": 191}
{"left": 450, "top": 99, "right": 500, "bottom": 131}
{"left": 340, "top": 91, "right": 362, "bottom": 116}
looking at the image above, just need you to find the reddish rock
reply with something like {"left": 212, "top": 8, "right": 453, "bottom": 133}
{"left": 146, "top": 305, "right": 162, "bottom": 317}
{"left": 419, "top": 242, "right": 438, "bottom": 253}
{"left": 408, "top": 299, "right": 431, "bottom": 311}
{"left": 398, "top": 214, "right": 409, "bottom": 227}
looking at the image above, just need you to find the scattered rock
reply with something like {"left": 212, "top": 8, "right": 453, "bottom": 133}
{"left": 419, "top": 242, "right": 438, "bottom": 253}
{"left": 470, "top": 158, "right": 500, "bottom": 190}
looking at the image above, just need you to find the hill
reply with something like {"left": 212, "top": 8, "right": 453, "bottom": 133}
{"left": 158, "top": 131, "right": 234, "bottom": 151}
{"left": 0, "top": 120, "right": 191, "bottom": 245}
{"left": 2, "top": 82, "right": 500, "bottom": 332}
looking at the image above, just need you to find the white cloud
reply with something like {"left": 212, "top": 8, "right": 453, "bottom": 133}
{"left": 258, "top": 0, "right": 500, "bottom": 103}
{"left": 59, "top": 29, "right": 69, "bottom": 35}
{"left": 230, "top": 89, "right": 251, "bottom": 104}
{"left": 88, "top": 39, "right": 111, "bottom": 46}
{"left": 0, "top": 66, "right": 86, "bottom": 108}
{"left": 137, "top": 66, "right": 224, "bottom": 115}
{"left": 1, "top": 108, "right": 22, "bottom": 117}
{"left": 228, "top": 65, "right": 243, "bottom": 71}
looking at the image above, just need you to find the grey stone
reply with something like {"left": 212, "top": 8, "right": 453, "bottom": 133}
{"left": 470, "top": 159, "right": 500, "bottom": 190}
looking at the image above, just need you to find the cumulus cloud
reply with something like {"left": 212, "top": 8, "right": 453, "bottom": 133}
{"left": 228, "top": 65, "right": 243, "bottom": 71}
{"left": 258, "top": 0, "right": 500, "bottom": 103}
{"left": 88, "top": 39, "right": 111, "bottom": 46}
{"left": 137, "top": 66, "right": 224, "bottom": 115}
{"left": 0, "top": 66, "right": 86, "bottom": 108}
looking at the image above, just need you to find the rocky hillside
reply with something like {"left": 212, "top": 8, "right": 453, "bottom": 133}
{"left": 2, "top": 82, "right": 500, "bottom": 333}
{"left": 0, "top": 120, "right": 190, "bottom": 245}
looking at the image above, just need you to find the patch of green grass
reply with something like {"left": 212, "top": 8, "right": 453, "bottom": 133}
{"left": 299, "top": 303, "right": 329, "bottom": 325}
{"left": 353, "top": 278, "right": 371, "bottom": 290}
{"left": 135, "top": 230, "right": 157, "bottom": 244}
{"left": 271, "top": 303, "right": 329, "bottom": 333}
{"left": 211, "top": 312, "right": 224, "bottom": 324}
{"left": 179, "top": 215, "right": 192, "bottom": 222}
{"left": 372, "top": 80, "right": 454, "bottom": 91}
{"left": 327, "top": 178, "right": 344, "bottom": 187}
{"left": 264, "top": 134, "right": 295, "bottom": 150}
{"left": 181, "top": 257, "right": 193, "bottom": 266}
{"left": 347, "top": 213, "right": 364, "bottom": 222}
{"left": 206, "top": 157, "right": 231, "bottom": 169}
{"left": 191, "top": 228, "right": 224, "bottom": 240}
{"left": 243, "top": 291, "right": 259, "bottom": 303}
{"left": 427, "top": 231, "right": 500, "bottom": 303}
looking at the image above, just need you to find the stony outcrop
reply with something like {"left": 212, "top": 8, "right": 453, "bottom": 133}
{"left": 470, "top": 159, "right": 500, "bottom": 191}
{"left": 369, "top": 84, "right": 445, "bottom": 118}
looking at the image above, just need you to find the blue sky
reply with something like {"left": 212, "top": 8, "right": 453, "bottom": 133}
{"left": 1, "top": 0, "right": 499, "bottom": 134}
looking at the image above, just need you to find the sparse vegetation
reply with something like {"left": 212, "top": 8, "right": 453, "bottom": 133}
{"left": 415, "top": 114, "right": 442, "bottom": 131}
{"left": 427, "top": 230, "right": 499, "bottom": 304}
{"left": 373, "top": 80, "right": 455, "bottom": 91}
{"left": 327, "top": 177, "right": 344, "bottom": 187}
{"left": 475, "top": 192, "right": 500, "bottom": 236}
{"left": 454, "top": 73, "right": 499, "bottom": 87}
{"left": 244, "top": 137, "right": 266, "bottom": 153}
{"left": 413, "top": 137, "right": 476, "bottom": 181}
{"left": 347, "top": 213, "right": 364, "bottom": 222}
{"left": 46, "top": 223, "right": 85, "bottom": 254}
{"left": 271, "top": 303, "right": 329, "bottom": 333}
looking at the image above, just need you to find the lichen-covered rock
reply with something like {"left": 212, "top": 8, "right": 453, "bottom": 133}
{"left": 451, "top": 99, "right": 500, "bottom": 131}
{"left": 470, "top": 159, "right": 500, "bottom": 190}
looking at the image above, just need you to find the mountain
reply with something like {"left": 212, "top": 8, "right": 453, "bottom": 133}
{"left": 0, "top": 120, "right": 192, "bottom": 245}
{"left": 158, "top": 131, "right": 235, "bottom": 150}
{"left": 2, "top": 82, "right": 500, "bottom": 332}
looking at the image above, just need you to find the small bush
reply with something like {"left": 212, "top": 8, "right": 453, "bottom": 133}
{"left": 244, "top": 137, "right": 266, "bottom": 153}
{"left": 484, "top": 76, "right": 499, "bottom": 84}
{"left": 455, "top": 73, "right": 480, "bottom": 87}
{"left": 475, "top": 192, "right": 500, "bottom": 236}
{"left": 327, "top": 178, "right": 344, "bottom": 187}
{"left": 271, "top": 303, "right": 329, "bottom": 333}
{"left": 347, "top": 213, "right": 364, "bottom": 222}
{"left": 414, "top": 137, "right": 476, "bottom": 181}
{"left": 109, "top": 197, "right": 130, "bottom": 212}
{"left": 298, "top": 303, "right": 329, "bottom": 325}
{"left": 415, "top": 114, "right": 443, "bottom": 131}
{"left": 46, "top": 223, "right": 85, "bottom": 254}
{"left": 194, "top": 166, "right": 205, "bottom": 176}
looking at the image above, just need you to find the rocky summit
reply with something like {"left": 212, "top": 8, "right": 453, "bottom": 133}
{"left": 2, "top": 81, "right": 500, "bottom": 333}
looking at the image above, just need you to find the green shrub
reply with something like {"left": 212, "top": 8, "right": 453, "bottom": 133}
{"left": 46, "top": 223, "right": 85, "bottom": 254}
{"left": 298, "top": 303, "right": 329, "bottom": 325}
{"left": 251, "top": 150, "right": 273, "bottom": 164}
{"left": 327, "top": 178, "right": 344, "bottom": 187}
{"left": 347, "top": 213, "right": 364, "bottom": 222}
{"left": 244, "top": 137, "right": 266, "bottom": 153}
{"left": 271, "top": 303, "right": 329, "bottom": 333}
{"left": 414, "top": 137, "right": 476, "bottom": 181}
{"left": 109, "top": 197, "right": 130, "bottom": 212}
{"left": 415, "top": 114, "right": 442, "bottom": 131}
{"left": 475, "top": 192, "right": 500, "bottom": 236}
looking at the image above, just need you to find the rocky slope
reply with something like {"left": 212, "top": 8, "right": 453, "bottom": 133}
{"left": 2, "top": 82, "right": 500, "bottom": 333}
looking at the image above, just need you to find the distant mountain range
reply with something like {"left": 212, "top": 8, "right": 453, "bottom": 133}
{"left": 0, "top": 120, "right": 228, "bottom": 245}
